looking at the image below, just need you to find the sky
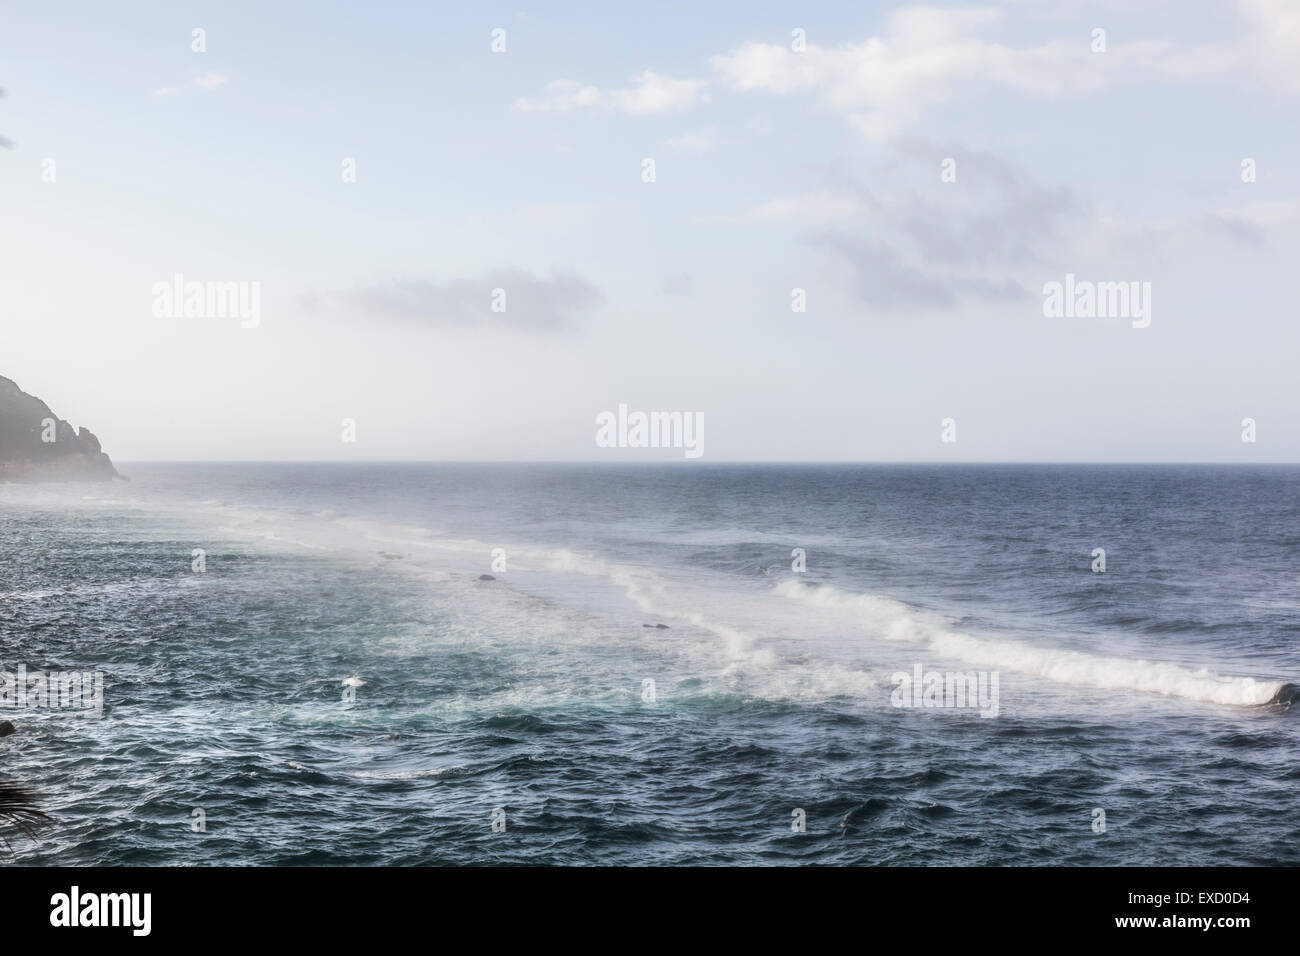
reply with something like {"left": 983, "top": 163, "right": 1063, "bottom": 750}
{"left": 1, "top": 0, "right": 1297, "bottom": 462}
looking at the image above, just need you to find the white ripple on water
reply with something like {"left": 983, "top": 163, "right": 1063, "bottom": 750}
{"left": 772, "top": 579, "right": 1285, "bottom": 708}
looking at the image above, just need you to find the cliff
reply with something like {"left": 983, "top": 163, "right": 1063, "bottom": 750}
{"left": 0, "top": 375, "right": 118, "bottom": 481}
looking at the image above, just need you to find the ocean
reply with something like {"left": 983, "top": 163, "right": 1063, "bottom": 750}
{"left": 1, "top": 463, "right": 1297, "bottom": 865}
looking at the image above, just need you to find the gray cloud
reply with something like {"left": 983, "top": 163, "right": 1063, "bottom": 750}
{"left": 1199, "top": 213, "right": 1267, "bottom": 247}
{"left": 316, "top": 269, "right": 601, "bottom": 330}
{"left": 833, "top": 142, "right": 1081, "bottom": 267}
{"left": 811, "top": 234, "right": 1026, "bottom": 309}
{"left": 811, "top": 143, "right": 1076, "bottom": 309}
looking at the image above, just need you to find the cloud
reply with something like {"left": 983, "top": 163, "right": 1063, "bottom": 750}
{"left": 317, "top": 269, "right": 601, "bottom": 330}
{"left": 512, "top": 79, "right": 601, "bottom": 113}
{"left": 514, "top": 70, "right": 704, "bottom": 115}
{"left": 747, "top": 192, "right": 865, "bottom": 223}
{"left": 608, "top": 70, "right": 705, "bottom": 113}
{"left": 767, "top": 144, "right": 1078, "bottom": 310}
{"left": 665, "top": 130, "right": 718, "bottom": 151}
{"left": 194, "top": 72, "right": 229, "bottom": 90}
{"left": 811, "top": 233, "right": 1026, "bottom": 309}
{"left": 1099, "top": 201, "right": 1293, "bottom": 254}
{"left": 746, "top": 143, "right": 1080, "bottom": 257}
{"left": 886, "top": 141, "right": 1080, "bottom": 267}
{"left": 1199, "top": 213, "right": 1269, "bottom": 247}
{"left": 709, "top": 4, "right": 1275, "bottom": 139}
{"left": 1237, "top": 0, "right": 1300, "bottom": 92}
{"left": 152, "top": 72, "right": 229, "bottom": 97}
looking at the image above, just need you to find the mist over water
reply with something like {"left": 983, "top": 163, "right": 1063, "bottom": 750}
{"left": 2, "top": 463, "right": 1297, "bottom": 865}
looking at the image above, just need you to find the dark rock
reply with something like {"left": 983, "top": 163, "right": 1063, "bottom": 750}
{"left": 0, "top": 720, "right": 15, "bottom": 737}
{"left": 478, "top": 574, "right": 496, "bottom": 581}
{"left": 0, "top": 375, "right": 118, "bottom": 482}
{"left": 642, "top": 623, "right": 670, "bottom": 629}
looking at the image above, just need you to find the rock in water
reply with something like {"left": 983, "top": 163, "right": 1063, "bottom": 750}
{"left": 478, "top": 574, "right": 496, "bottom": 581}
{"left": 0, "top": 375, "right": 118, "bottom": 482}
{"left": 0, "top": 721, "right": 14, "bottom": 737}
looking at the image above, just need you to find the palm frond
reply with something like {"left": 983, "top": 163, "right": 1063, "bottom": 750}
{"left": 0, "top": 781, "right": 50, "bottom": 851}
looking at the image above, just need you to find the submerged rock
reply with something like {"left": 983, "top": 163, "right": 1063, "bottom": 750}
{"left": 0, "top": 375, "right": 118, "bottom": 482}
{"left": 642, "top": 623, "right": 670, "bottom": 629}
{"left": 478, "top": 574, "right": 496, "bottom": 581}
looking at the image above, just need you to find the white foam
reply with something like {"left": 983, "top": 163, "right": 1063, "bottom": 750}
{"left": 41, "top": 488, "right": 1287, "bottom": 710}
{"left": 342, "top": 767, "right": 466, "bottom": 780}
{"left": 773, "top": 579, "right": 1284, "bottom": 707}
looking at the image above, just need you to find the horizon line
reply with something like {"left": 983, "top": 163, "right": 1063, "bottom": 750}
{"left": 110, "top": 459, "right": 1300, "bottom": 466}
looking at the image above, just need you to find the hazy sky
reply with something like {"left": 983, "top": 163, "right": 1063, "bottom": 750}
{"left": 2, "top": 0, "right": 1297, "bottom": 461}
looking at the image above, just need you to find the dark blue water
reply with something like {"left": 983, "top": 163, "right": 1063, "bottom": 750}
{"left": 1, "top": 464, "right": 1297, "bottom": 864}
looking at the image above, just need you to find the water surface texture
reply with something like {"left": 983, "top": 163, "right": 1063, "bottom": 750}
{"left": 1, "top": 464, "right": 1296, "bottom": 865}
